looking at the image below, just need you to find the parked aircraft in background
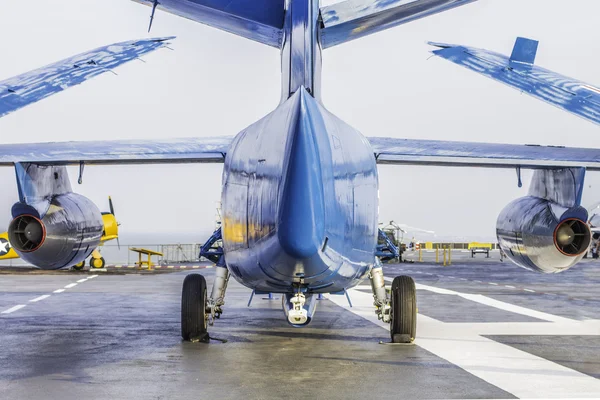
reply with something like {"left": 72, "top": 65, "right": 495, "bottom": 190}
{"left": 429, "top": 37, "right": 600, "bottom": 126}
{"left": 0, "top": 0, "right": 598, "bottom": 344}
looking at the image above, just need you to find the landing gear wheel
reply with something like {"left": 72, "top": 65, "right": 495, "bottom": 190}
{"left": 90, "top": 257, "right": 105, "bottom": 269}
{"left": 73, "top": 261, "right": 85, "bottom": 271}
{"left": 181, "top": 274, "right": 209, "bottom": 342}
{"left": 390, "top": 275, "right": 417, "bottom": 344}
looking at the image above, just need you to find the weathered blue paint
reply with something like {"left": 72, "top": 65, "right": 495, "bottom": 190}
{"left": 131, "top": 0, "right": 284, "bottom": 47}
{"left": 430, "top": 38, "right": 600, "bottom": 125}
{"left": 510, "top": 37, "right": 538, "bottom": 66}
{"left": 221, "top": 87, "right": 378, "bottom": 293}
{"left": 320, "top": 0, "right": 479, "bottom": 49}
{"left": 278, "top": 91, "right": 325, "bottom": 259}
{"left": 0, "top": 37, "right": 174, "bottom": 119}
{"left": 368, "top": 137, "right": 600, "bottom": 170}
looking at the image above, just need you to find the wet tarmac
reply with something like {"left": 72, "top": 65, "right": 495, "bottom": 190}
{"left": 0, "top": 260, "right": 599, "bottom": 399}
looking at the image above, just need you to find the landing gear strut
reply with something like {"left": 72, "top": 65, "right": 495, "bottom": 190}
{"left": 207, "top": 266, "right": 229, "bottom": 324}
{"left": 369, "top": 258, "right": 417, "bottom": 343}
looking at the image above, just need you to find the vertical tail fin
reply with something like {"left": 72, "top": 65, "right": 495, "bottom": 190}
{"left": 510, "top": 37, "right": 539, "bottom": 65}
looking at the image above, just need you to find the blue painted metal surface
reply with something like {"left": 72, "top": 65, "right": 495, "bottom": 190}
{"left": 199, "top": 227, "right": 225, "bottom": 266}
{"left": 320, "top": 0, "right": 479, "bottom": 49}
{"left": 221, "top": 87, "right": 378, "bottom": 293}
{"left": 368, "top": 137, "right": 600, "bottom": 170}
{"left": 510, "top": 37, "right": 538, "bottom": 65}
{"left": 375, "top": 228, "right": 400, "bottom": 262}
{"left": 0, "top": 37, "right": 174, "bottom": 119}
{"left": 131, "top": 0, "right": 284, "bottom": 47}
{"left": 0, "top": 137, "right": 230, "bottom": 165}
{"left": 430, "top": 38, "right": 600, "bottom": 125}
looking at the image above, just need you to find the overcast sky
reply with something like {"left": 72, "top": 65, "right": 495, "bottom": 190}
{"left": 0, "top": 0, "right": 599, "bottom": 244}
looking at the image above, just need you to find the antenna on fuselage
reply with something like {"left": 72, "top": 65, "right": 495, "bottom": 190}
{"left": 148, "top": 0, "right": 160, "bottom": 33}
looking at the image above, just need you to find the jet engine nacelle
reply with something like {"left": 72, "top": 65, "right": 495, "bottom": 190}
{"left": 8, "top": 193, "right": 104, "bottom": 270}
{"left": 497, "top": 196, "right": 591, "bottom": 273}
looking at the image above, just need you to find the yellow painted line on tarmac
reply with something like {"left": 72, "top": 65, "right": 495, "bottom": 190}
{"left": 192, "top": 266, "right": 199, "bottom": 269}
{"left": 167, "top": 266, "right": 174, "bottom": 269}
{"left": 180, "top": 266, "right": 187, "bottom": 269}
{"left": 115, "top": 265, "right": 122, "bottom": 269}
{"left": 127, "top": 266, "right": 135, "bottom": 269}
{"left": 155, "top": 266, "right": 162, "bottom": 269}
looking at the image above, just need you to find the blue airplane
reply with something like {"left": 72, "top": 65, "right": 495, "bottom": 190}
{"left": 1, "top": 0, "right": 599, "bottom": 344}
{"left": 429, "top": 37, "right": 600, "bottom": 125}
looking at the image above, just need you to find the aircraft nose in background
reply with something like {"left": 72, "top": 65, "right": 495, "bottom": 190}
{"left": 277, "top": 88, "right": 325, "bottom": 259}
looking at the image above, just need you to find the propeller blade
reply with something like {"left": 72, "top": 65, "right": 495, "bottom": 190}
{"left": 109, "top": 196, "right": 115, "bottom": 216}
{"left": 117, "top": 237, "right": 121, "bottom": 251}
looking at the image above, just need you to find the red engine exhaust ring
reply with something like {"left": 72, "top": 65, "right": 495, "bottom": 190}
{"left": 8, "top": 214, "right": 47, "bottom": 253}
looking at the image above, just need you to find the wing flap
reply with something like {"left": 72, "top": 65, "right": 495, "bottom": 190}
{"left": 0, "top": 137, "right": 232, "bottom": 166}
{"left": 320, "top": 0, "right": 478, "bottom": 49}
{"left": 369, "top": 137, "right": 600, "bottom": 170}
{"left": 429, "top": 38, "right": 600, "bottom": 125}
{"left": 0, "top": 37, "right": 174, "bottom": 119}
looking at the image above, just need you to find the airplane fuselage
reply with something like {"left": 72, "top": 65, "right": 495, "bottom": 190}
{"left": 220, "top": 0, "right": 379, "bottom": 294}
{"left": 222, "top": 88, "right": 378, "bottom": 293}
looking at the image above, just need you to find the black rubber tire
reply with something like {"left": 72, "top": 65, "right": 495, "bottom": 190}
{"left": 390, "top": 275, "right": 417, "bottom": 343}
{"left": 90, "top": 257, "right": 105, "bottom": 269}
{"left": 73, "top": 261, "right": 85, "bottom": 271}
{"left": 181, "top": 274, "right": 208, "bottom": 342}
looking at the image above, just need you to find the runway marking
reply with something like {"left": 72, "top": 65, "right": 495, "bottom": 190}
{"left": 88, "top": 275, "right": 98, "bottom": 279}
{"left": 524, "top": 288, "right": 536, "bottom": 293}
{"left": 64, "top": 283, "right": 78, "bottom": 289}
{"left": 474, "top": 280, "right": 482, "bottom": 283}
{"left": 459, "top": 278, "right": 467, "bottom": 281}
{"left": 488, "top": 282, "right": 498, "bottom": 286}
{"left": 167, "top": 266, "right": 174, "bottom": 269}
{"left": 504, "top": 285, "right": 516, "bottom": 289}
{"left": 180, "top": 266, "right": 187, "bottom": 269}
{"left": 330, "top": 287, "right": 600, "bottom": 399}
{"left": 1, "top": 304, "right": 26, "bottom": 314}
{"left": 53, "top": 289, "right": 65, "bottom": 293}
{"left": 29, "top": 295, "right": 50, "bottom": 303}
{"left": 76, "top": 278, "right": 88, "bottom": 283}
{"left": 383, "top": 277, "right": 573, "bottom": 323}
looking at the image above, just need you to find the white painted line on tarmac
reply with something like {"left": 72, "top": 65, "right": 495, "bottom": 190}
{"left": 53, "top": 289, "right": 65, "bottom": 293}
{"left": 474, "top": 280, "right": 482, "bottom": 283}
{"left": 64, "top": 283, "right": 78, "bottom": 289}
{"left": 488, "top": 282, "right": 498, "bottom": 286}
{"left": 29, "top": 295, "right": 50, "bottom": 303}
{"left": 1, "top": 304, "right": 26, "bottom": 314}
{"left": 459, "top": 278, "right": 467, "bottom": 281}
{"left": 524, "top": 289, "right": 536, "bottom": 293}
{"left": 88, "top": 275, "right": 98, "bottom": 279}
{"left": 330, "top": 288, "right": 600, "bottom": 399}
{"left": 76, "top": 278, "right": 88, "bottom": 283}
{"left": 383, "top": 277, "right": 573, "bottom": 323}
{"left": 505, "top": 285, "right": 516, "bottom": 289}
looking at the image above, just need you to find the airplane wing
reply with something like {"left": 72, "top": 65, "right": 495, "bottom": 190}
{"left": 130, "top": 0, "right": 284, "bottom": 47}
{"left": 320, "top": 0, "right": 479, "bottom": 49}
{"left": 0, "top": 137, "right": 232, "bottom": 166}
{"left": 429, "top": 37, "right": 600, "bottom": 126}
{"left": 368, "top": 137, "right": 600, "bottom": 170}
{"left": 0, "top": 136, "right": 598, "bottom": 170}
{"left": 0, "top": 37, "right": 174, "bottom": 119}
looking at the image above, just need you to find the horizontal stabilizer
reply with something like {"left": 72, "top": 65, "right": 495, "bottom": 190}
{"left": 320, "top": 0, "right": 479, "bottom": 49}
{"left": 0, "top": 37, "right": 174, "bottom": 119}
{"left": 429, "top": 39, "right": 600, "bottom": 125}
{"left": 510, "top": 37, "right": 538, "bottom": 65}
{"left": 131, "top": 0, "right": 284, "bottom": 47}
